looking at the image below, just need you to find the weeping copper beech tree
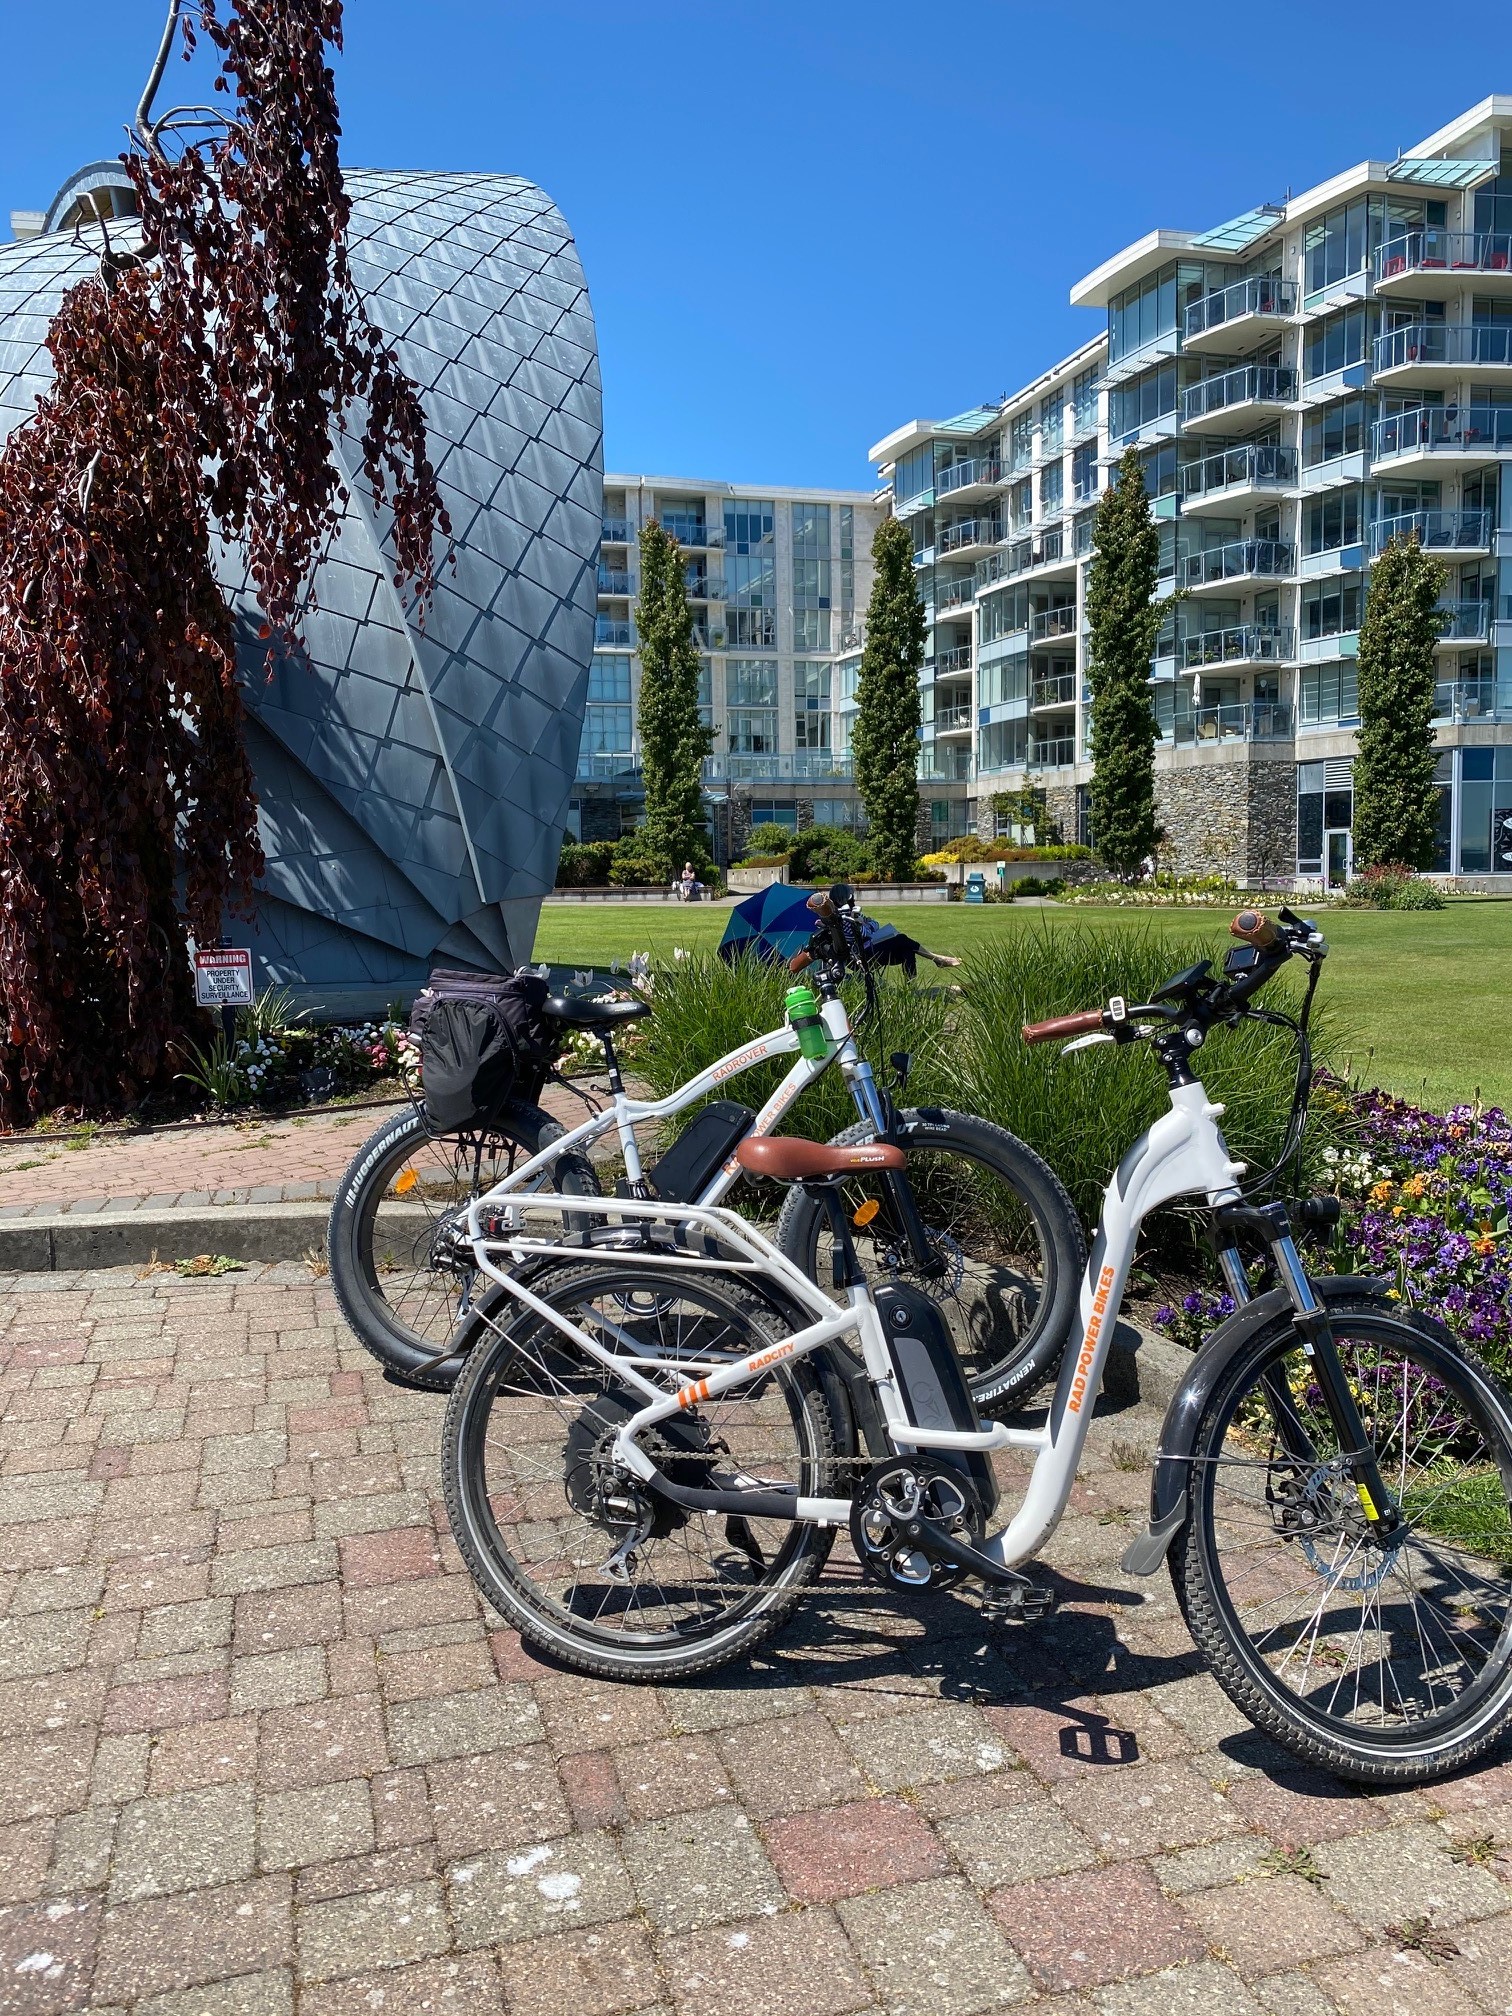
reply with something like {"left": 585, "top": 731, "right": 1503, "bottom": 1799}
{"left": 0, "top": 0, "right": 450, "bottom": 1123}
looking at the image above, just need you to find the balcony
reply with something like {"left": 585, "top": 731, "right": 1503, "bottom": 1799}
{"left": 1028, "top": 735, "right": 1077, "bottom": 770}
{"left": 935, "top": 576, "right": 977, "bottom": 612}
{"left": 932, "top": 644, "right": 973, "bottom": 676}
{"left": 1375, "top": 229, "right": 1512, "bottom": 294}
{"left": 601, "top": 515, "right": 632, "bottom": 544}
{"left": 1177, "top": 625, "right": 1296, "bottom": 673}
{"left": 597, "top": 567, "right": 633, "bottom": 596}
{"left": 662, "top": 519, "right": 723, "bottom": 549}
{"left": 594, "top": 618, "right": 634, "bottom": 648}
{"left": 1368, "top": 508, "right": 1493, "bottom": 561}
{"left": 1167, "top": 701, "right": 1294, "bottom": 746}
{"left": 920, "top": 745, "right": 974, "bottom": 782}
{"left": 1031, "top": 673, "right": 1078, "bottom": 713}
{"left": 576, "top": 750, "right": 638, "bottom": 780}
{"left": 1373, "top": 322, "right": 1512, "bottom": 388}
{"left": 937, "top": 516, "right": 1001, "bottom": 557}
{"left": 1029, "top": 606, "right": 1078, "bottom": 648}
{"left": 1436, "top": 598, "right": 1493, "bottom": 648}
{"left": 1180, "top": 365, "right": 1297, "bottom": 436}
{"left": 934, "top": 703, "right": 974, "bottom": 734}
{"left": 1182, "top": 276, "right": 1298, "bottom": 356}
{"left": 936, "top": 456, "right": 1002, "bottom": 499}
{"left": 1178, "top": 442, "right": 1296, "bottom": 516}
{"left": 894, "top": 486, "right": 935, "bottom": 519}
{"left": 685, "top": 575, "right": 728, "bottom": 600}
{"left": 1435, "top": 675, "right": 1500, "bottom": 722}
{"left": 1177, "top": 539, "right": 1294, "bottom": 593}
{"left": 1372, "top": 403, "right": 1512, "bottom": 474}
{"left": 704, "top": 752, "right": 854, "bottom": 783}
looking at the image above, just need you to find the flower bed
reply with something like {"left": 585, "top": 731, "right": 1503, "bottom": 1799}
{"left": 1156, "top": 1078, "right": 1512, "bottom": 1382}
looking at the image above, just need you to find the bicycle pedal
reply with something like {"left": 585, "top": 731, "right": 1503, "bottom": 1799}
{"left": 979, "top": 1581, "right": 1056, "bottom": 1625}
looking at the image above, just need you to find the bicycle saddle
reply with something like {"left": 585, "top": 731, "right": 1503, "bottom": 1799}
{"left": 735, "top": 1136, "right": 905, "bottom": 1181}
{"left": 542, "top": 995, "right": 652, "bottom": 1029}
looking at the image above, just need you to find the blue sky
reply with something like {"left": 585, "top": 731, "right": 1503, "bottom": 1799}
{"left": 4, "top": 1, "right": 1510, "bottom": 490}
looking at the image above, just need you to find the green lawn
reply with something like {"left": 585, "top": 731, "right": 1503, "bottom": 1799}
{"left": 530, "top": 897, "right": 1512, "bottom": 1114}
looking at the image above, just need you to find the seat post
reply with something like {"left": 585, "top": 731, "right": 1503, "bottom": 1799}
{"left": 598, "top": 1030, "right": 624, "bottom": 1095}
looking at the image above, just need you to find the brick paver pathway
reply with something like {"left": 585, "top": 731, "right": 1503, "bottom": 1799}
{"left": 1, "top": 1265, "right": 1509, "bottom": 2014}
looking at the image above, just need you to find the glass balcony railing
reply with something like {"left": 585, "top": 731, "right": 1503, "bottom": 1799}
{"left": 1182, "top": 275, "right": 1298, "bottom": 342}
{"left": 1177, "top": 625, "right": 1296, "bottom": 670}
{"left": 685, "top": 575, "right": 728, "bottom": 600}
{"left": 1374, "top": 323, "right": 1512, "bottom": 375}
{"left": 594, "top": 618, "right": 634, "bottom": 647}
{"left": 1375, "top": 229, "right": 1512, "bottom": 285}
{"left": 1372, "top": 403, "right": 1512, "bottom": 461}
{"left": 597, "top": 567, "right": 632, "bottom": 595}
{"left": 576, "top": 749, "right": 638, "bottom": 778}
{"left": 1031, "top": 673, "right": 1078, "bottom": 710}
{"left": 1167, "top": 701, "right": 1294, "bottom": 745}
{"left": 1368, "top": 508, "right": 1493, "bottom": 559}
{"left": 1030, "top": 606, "right": 1078, "bottom": 645}
{"left": 1438, "top": 598, "right": 1493, "bottom": 643}
{"left": 1177, "top": 539, "right": 1294, "bottom": 589}
{"left": 933, "top": 644, "right": 973, "bottom": 675}
{"left": 601, "top": 515, "right": 632, "bottom": 543}
{"left": 937, "top": 517, "right": 1001, "bottom": 553}
{"left": 920, "top": 745, "right": 974, "bottom": 782}
{"left": 1181, "top": 365, "right": 1297, "bottom": 424}
{"left": 1179, "top": 442, "right": 1297, "bottom": 503}
{"left": 703, "top": 752, "right": 855, "bottom": 782}
{"left": 1028, "top": 736, "right": 1076, "bottom": 769}
{"left": 935, "top": 577, "right": 977, "bottom": 611}
{"left": 662, "top": 519, "right": 723, "bottom": 548}
{"left": 1434, "top": 675, "right": 1500, "bottom": 721}
{"left": 934, "top": 702, "right": 973, "bottom": 730}
{"left": 936, "top": 457, "right": 1002, "bottom": 494}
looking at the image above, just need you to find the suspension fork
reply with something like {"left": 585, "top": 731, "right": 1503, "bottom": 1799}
{"left": 1217, "top": 1204, "right": 1400, "bottom": 1538}
{"left": 838, "top": 1050, "right": 944, "bottom": 1279}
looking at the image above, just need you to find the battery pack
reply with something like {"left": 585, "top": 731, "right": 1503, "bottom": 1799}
{"left": 646, "top": 1100, "right": 757, "bottom": 1204}
{"left": 874, "top": 1281, "right": 999, "bottom": 1518}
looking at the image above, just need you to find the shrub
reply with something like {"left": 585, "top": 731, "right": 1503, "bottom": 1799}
{"left": 745, "top": 822, "right": 796, "bottom": 856}
{"left": 787, "top": 824, "right": 874, "bottom": 886}
{"left": 732, "top": 853, "right": 790, "bottom": 870}
{"left": 1006, "top": 875, "right": 1065, "bottom": 899}
{"left": 1391, "top": 877, "right": 1447, "bottom": 910}
{"left": 555, "top": 841, "right": 618, "bottom": 888}
{"left": 1341, "top": 863, "right": 1446, "bottom": 910}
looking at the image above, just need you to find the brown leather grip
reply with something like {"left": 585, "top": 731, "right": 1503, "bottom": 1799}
{"left": 787, "top": 949, "right": 814, "bottom": 975}
{"left": 1230, "top": 909, "right": 1280, "bottom": 950}
{"left": 806, "top": 891, "right": 836, "bottom": 920}
{"left": 1021, "top": 1008, "right": 1105, "bottom": 1047}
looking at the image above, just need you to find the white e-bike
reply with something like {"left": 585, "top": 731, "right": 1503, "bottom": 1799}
{"left": 442, "top": 908, "right": 1512, "bottom": 1785}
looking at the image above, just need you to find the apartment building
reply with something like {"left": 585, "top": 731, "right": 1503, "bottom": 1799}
{"left": 579, "top": 476, "right": 888, "bottom": 860}
{"left": 871, "top": 97, "right": 1512, "bottom": 886}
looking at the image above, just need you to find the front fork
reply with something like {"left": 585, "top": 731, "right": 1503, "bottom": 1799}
{"left": 838, "top": 1049, "right": 945, "bottom": 1280}
{"left": 1213, "top": 1204, "right": 1400, "bottom": 1540}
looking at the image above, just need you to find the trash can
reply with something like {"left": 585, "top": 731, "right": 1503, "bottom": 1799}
{"left": 965, "top": 871, "right": 986, "bottom": 905}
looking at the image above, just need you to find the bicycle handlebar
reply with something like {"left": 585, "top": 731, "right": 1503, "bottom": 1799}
{"left": 1021, "top": 1008, "right": 1106, "bottom": 1047}
{"left": 1230, "top": 908, "right": 1280, "bottom": 951}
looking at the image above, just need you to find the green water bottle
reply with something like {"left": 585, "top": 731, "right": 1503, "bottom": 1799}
{"left": 785, "top": 982, "right": 829, "bottom": 1060}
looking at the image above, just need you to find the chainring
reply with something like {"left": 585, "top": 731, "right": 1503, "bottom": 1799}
{"left": 849, "top": 1456, "right": 986, "bottom": 1593}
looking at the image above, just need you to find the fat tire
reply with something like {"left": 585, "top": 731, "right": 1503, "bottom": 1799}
{"left": 775, "top": 1108, "right": 1085, "bottom": 1412}
{"left": 1172, "top": 1295, "right": 1512, "bottom": 1785}
{"left": 441, "top": 1263, "right": 843, "bottom": 1681}
{"left": 327, "top": 1102, "right": 596, "bottom": 1390}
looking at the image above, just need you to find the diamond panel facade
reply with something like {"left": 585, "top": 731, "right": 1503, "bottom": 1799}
{"left": 0, "top": 167, "right": 602, "bottom": 1009}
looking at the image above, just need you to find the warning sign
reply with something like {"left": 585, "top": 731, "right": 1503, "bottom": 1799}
{"left": 194, "top": 947, "right": 254, "bottom": 1008}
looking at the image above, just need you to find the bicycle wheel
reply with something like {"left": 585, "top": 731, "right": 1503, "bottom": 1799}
{"left": 442, "top": 1263, "right": 844, "bottom": 1681}
{"left": 1175, "top": 1297, "right": 1512, "bottom": 1784}
{"left": 327, "top": 1102, "right": 598, "bottom": 1389}
{"left": 775, "top": 1109, "right": 1085, "bottom": 1413}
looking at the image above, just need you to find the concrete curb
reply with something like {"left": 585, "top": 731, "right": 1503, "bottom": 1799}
{"left": 0, "top": 1201, "right": 333, "bottom": 1274}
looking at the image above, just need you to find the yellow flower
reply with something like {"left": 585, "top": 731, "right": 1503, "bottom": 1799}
{"left": 1401, "top": 1174, "right": 1428, "bottom": 1200}
{"left": 1369, "top": 1181, "right": 1395, "bottom": 1204}
{"left": 1473, "top": 1235, "right": 1497, "bottom": 1258}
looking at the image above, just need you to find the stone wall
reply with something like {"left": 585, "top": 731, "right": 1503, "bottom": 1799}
{"left": 971, "top": 782, "right": 1079, "bottom": 847}
{"left": 1155, "top": 754, "right": 1295, "bottom": 883}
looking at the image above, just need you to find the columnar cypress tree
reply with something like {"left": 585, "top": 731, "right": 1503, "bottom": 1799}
{"left": 1085, "top": 447, "right": 1162, "bottom": 878}
{"left": 1353, "top": 535, "right": 1448, "bottom": 870}
{"left": 853, "top": 516, "right": 926, "bottom": 879}
{"left": 634, "top": 522, "right": 712, "bottom": 878}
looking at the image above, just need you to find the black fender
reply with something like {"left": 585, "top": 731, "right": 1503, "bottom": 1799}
{"left": 1120, "top": 1276, "right": 1392, "bottom": 1575}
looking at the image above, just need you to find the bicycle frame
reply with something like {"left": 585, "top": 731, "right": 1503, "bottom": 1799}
{"left": 465, "top": 1073, "right": 1247, "bottom": 1574}
{"left": 476, "top": 994, "right": 887, "bottom": 1210}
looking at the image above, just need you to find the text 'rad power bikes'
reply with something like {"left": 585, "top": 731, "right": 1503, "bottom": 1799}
{"left": 329, "top": 889, "right": 1085, "bottom": 1411}
{"left": 442, "top": 909, "right": 1512, "bottom": 1785}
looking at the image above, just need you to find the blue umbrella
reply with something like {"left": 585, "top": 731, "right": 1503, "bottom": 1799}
{"left": 718, "top": 884, "right": 822, "bottom": 964}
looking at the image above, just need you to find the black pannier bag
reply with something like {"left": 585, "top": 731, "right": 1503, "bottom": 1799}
{"left": 409, "top": 968, "right": 555, "bottom": 1134}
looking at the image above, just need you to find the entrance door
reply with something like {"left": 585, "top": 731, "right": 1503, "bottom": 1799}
{"left": 1326, "top": 829, "right": 1352, "bottom": 887}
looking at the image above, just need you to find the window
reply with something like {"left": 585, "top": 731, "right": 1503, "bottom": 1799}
{"left": 1299, "top": 664, "right": 1360, "bottom": 726}
{"left": 793, "top": 557, "right": 831, "bottom": 609}
{"left": 727, "top": 552, "right": 775, "bottom": 607}
{"left": 1071, "top": 368, "right": 1098, "bottom": 437}
{"left": 1302, "top": 396, "right": 1367, "bottom": 467}
{"left": 1305, "top": 488, "right": 1364, "bottom": 554}
{"left": 726, "top": 607, "right": 776, "bottom": 649}
{"left": 1140, "top": 440, "right": 1177, "bottom": 500}
{"left": 792, "top": 501, "right": 830, "bottom": 553}
{"left": 1109, "top": 264, "right": 1178, "bottom": 364}
{"left": 979, "top": 651, "right": 1028, "bottom": 709}
{"left": 811, "top": 797, "right": 864, "bottom": 831}
{"left": 1306, "top": 196, "right": 1441, "bottom": 296}
{"left": 724, "top": 498, "right": 775, "bottom": 554}
{"left": 794, "top": 661, "right": 831, "bottom": 750}
{"left": 727, "top": 660, "right": 776, "bottom": 707}
{"left": 587, "top": 655, "right": 631, "bottom": 704}
{"left": 1305, "top": 305, "right": 1375, "bottom": 381}
{"left": 1072, "top": 441, "right": 1097, "bottom": 504}
{"left": 793, "top": 609, "right": 831, "bottom": 651}
{"left": 1303, "top": 576, "right": 1363, "bottom": 640}
{"left": 1039, "top": 460, "right": 1063, "bottom": 515}
{"left": 1008, "top": 411, "right": 1034, "bottom": 474}
{"left": 1039, "top": 392, "right": 1064, "bottom": 454}
{"left": 1007, "top": 476, "right": 1033, "bottom": 535}
{"left": 747, "top": 801, "right": 796, "bottom": 830}
{"left": 979, "top": 583, "right": 1029, "bottom": 644}
{"left": 728, "top": 708, "right": 778, "bottom": 754}
{"left": 894, "top": 448, "right": 933, "bottom": 509}
{"left": 1110, "top": 363, "right": 1177, "bottom": 444}
{"left": 840, "top": 505, "right": 855, "bottom": 617}
{"left": 978, "top": 718, "right": 1029, "bottom": 772}
{"left": 1473, "top": 155, "right": 1512, "bottom": 240}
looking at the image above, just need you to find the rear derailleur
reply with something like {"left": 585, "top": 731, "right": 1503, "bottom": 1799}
{"left": 849, "top": 1457, "right": 1054, "bottom": 1623}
